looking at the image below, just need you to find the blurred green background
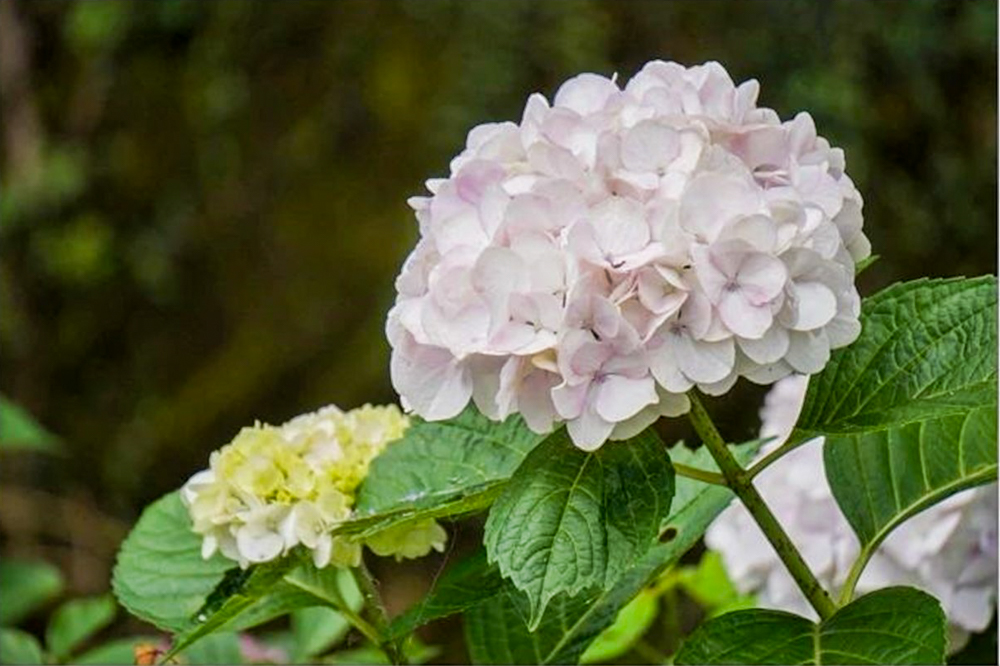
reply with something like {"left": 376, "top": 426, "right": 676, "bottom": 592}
{"left": 0, "top": 0, "right": 996, "bottom": 661}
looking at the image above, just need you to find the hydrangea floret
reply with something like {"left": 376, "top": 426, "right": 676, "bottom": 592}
{"left": 387, "top": 60, "right": 870, "bottom": 450}
{"left": 181, "top": 404, "right": 447, "bottom": 569}
{"left": 706, "top": 375, "right": 998, "bottom": 649}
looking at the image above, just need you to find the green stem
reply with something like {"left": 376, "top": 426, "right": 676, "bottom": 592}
{"left": 352, "top": 560, "right": 406, "bottom": 665}
{"left": 687, "top": 391, "right": 837, "bottom": 620}
{"left": 673, "top": 462, "right": 728, "bottom": 486}
{"left": 837, "top": 546, "right": 874, "bottom": 606}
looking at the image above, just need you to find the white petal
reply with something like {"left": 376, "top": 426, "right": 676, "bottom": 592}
{"left": 621, "top": 121, "right": 680, "bottom": 172}
{"left": 553, "top": 73, "right": 619, "bottom": 115}
{"left": 589, "top": 196, "right": 651, "bottom": 258}
{"left": 738, "top": 325, "right": 789, "bottom": 364}
{"left": 551, "top": 381, "right": 589, "bottom": 420}
{"left": 785, "top": 330, "right": 831, "bottom": 374}
{"left": 594, "top": 375, "right": 658, "bottom": 423}
{"left": 677, "top": 335, "right": 736, "bottom": 384}
{"left": 390, "top": 340, "right": 472, "bottom": 420}
{"left": 566, "top": 402, "right": 615, "bottom": 451}
{"left": 236, "top": 525, "right": 284, "bottom": 564}
{"left": 738, "top": 254, "right": 787, "bottom": 304}
{"left": 790, "top": 282, "right": 837, "bottom": 331}
{"left": 718, "top": 291, "right": 773, "bottom": 339}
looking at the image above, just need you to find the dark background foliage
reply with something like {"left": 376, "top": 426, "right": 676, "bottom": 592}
{"left": 1, "top": 0, "right": 996, "bottom": 661}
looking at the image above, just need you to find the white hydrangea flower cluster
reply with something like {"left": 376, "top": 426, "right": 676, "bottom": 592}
{"left": 181, "top": 404, "right": 447, "bottom": 569}
{"left": 706, "top": 376, "right": 998, "bottom": 649}
{"left": 388, "top": 61, "right": 869, "bottom": 450}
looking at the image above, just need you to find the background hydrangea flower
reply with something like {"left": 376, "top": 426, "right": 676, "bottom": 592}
{"left": 181, "top": 404, "right": 447, "bottom": 568}
{"left": 388, "top": 60, "right": 869, "bottom": 449}
{"left": 706, "top": 375, "right": 997, "bottom": 650}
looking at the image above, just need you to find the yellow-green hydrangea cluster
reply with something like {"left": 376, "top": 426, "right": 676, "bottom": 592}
{"left": 181, "top": 404, "right": 446, "bottom": 569}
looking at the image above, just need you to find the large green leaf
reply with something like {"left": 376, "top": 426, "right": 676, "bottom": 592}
{"left": 347, "top": 407, "right": 543, "bottom": 538}
{"left": 112, "top": 492, "right": 234, "bottom": 632}
{"left": 45, "top": 594, "right": 117, "bottom": 661}
{"left": 460, "top": 445, "right": 749, "bottom": 665}
{"left": 578, "top": 586, "right": 658, "bottom": 664}
{"left": 675, "top": 586, "right": 947, "bottom": 665}
{"left": 795, "top": 277, "right": 997, "bottom": 568}
{"left": 0, "top": 559, "right": 64, "bottom": 626}
{"left": 484, "top": 427, "right": 675, "bottom": 627}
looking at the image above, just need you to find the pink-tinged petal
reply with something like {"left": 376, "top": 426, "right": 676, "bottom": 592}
{"left": 738, "top": 325, "right": 789, "bottom": 364}
{"left": 517, "top": 370, "right": 559, "bottom": 434}
{"left": 679, "top": 290, "right": 714, "bottom": 339}
{"left": 785, "top": 330, "right": 830, "bottom": 374}
{"left": 737, "top": 253, "right": 787, "bottom": 304}
{"left": 737, "top": 356, "right": 793, "bottom": 385}
{"left": 621, "top": 121, "right": 680, "bottom": 172}
{"left": 473, "top": 247, "right": 528, "bottom": 300}
{"left": 594, "top": 375, "right": 658, "bottom": 422}
{"left": 553, "top": 73, "right": 620, "bottom": 115}
{"left": 551, "top": 381, "right": 590, "bottom": 420}
{"left": 470, "top": 356, "right": 505, "bottom": 420}
{"left": 692, "top": 245, "right": 731, "bottom": 303}
{"left": 390, "top": 341, "right": 472, "bottom": 420}
{"left": 677, "top": 335, "right": 735, "bottom": 384}
{"left": 789, "top": 281, "right": 836, "bottom": 331}
{"left": 589, "top": 196, "right": 651, "bottom": 258}
{"left": 722, "top": 214, "right": 778, "bottom": 253}
{"left": 567, "top": 402, "right": 615, "bottom": 451}
{"left": 647, "top": 334, "right": 692, "bottom": 393}
{"left": 718, "top": 290, "right": 773, "bottom": 339}
{"left": 680, "top": 173, "right": 763, "bottom": 242}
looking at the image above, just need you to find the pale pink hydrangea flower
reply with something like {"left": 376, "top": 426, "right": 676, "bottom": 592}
{"left": 388, "top": 61, "right": 869, "bottom": 450}
{"left": 706, "top": 375, "right": 997, "bottom": 650}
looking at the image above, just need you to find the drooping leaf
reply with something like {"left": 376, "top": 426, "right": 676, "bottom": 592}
{"left": 483, "top": 427, "right": 675, "bottom": 627}
{"left": 0, "top": 629, "right": 44, "bottom": 665}
{"left": 675, "top": 586, "right": 947, "bottom": 665}
{"left": 462, "top": 444, "right": 750, "bottom": 665}
{"left": 0, "top": 397, "right": 62, "bottom": 453}
{"left": 796, "top": 277, "right": 997, "bottom": 559}
{"left": 112, "top": 492, "right": 233, "bottom": 632}
{"left": 0, "top": 559, "right": 64, "bottom": 626}
{"left": 347, "top": 407, "right": 543, "bottom": 538}
{"left": 45, "top": 594, "right": 117, "bottom": 661}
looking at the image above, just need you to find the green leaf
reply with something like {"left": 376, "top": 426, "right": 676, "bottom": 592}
{"left": 0, "top": 629, "right": 44, "bottom": 665}
{"left": 177, "top": 633, "right": 243, "bottom": 665}
{"left": 675, "top": 586, "right": 947, "bottom": 665}
{"left": 45, "top": 594, "right": 116, "bottom": 661}
{"left": 463, "top": 444, "right": 750, "bottom": 665}
{"left": 0, "top": 397, "right": 62, "bottom": 453}
{"left": 0, "top": 559, "right": 64, "bottom": 626}
{"left": 389, "top": 549, "right": 505, "bottom": 640}
{"left": 796, "top": 277, "right": 997, "bottom": 568}
{"left": 347, "top": 407, "right": 542, "bottom": 538}
{"left": 74, "top": 636, "right": 161, "bottom": 665}
{"left": 676, "top": 551, "right": 756, "bottom": 618}
{"left": 579, "top": 587, "right": 658, "bottom": 664}
{"left": 112, "top": 492, "right": 233, "bottom": 632}
{"left": 289, "top": 568, "right": 362, "bottom": 659}
{"left": 165, "top": 557, "right": 299, "bottom": 659}
{"left": 484, "top": 427, "right": 675, "bottom": 627}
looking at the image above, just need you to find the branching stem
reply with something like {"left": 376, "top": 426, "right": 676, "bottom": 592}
{"left": 673, "top": 462, "right": 727, "bottom": 486}
{"left": 686, "top": 391, "right": 837, "bottom": 620}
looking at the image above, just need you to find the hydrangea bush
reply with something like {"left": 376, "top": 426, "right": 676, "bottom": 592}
{"left": 110, "top": 61, "right": 996, "bottom": 665}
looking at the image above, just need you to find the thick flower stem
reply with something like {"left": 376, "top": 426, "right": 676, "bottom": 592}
{"left": 352, "top": 560, "right": 406, "bottom": 665}
{"left": 687, "top": 391, "right": 837, "bottom": 620}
